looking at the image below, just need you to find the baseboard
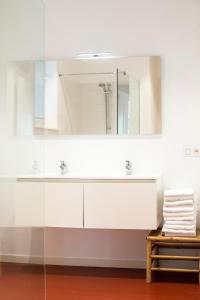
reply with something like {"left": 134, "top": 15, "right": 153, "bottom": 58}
{"left": 1, "top": 254, "right": 44, "bottom": 265}
{"left": 0, "top": 254, "right": 146, "bottom": 269}
{"left": 45, "top": 256, "right": 146, "bottom": 269}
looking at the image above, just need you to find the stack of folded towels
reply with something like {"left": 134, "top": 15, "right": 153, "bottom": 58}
{"left": 162, "top": 189, "right": 196, "bottom": 236}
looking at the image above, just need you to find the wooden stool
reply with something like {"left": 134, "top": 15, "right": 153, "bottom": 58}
{"left": 146, "top": 228, "right": 200, "bottom": 284}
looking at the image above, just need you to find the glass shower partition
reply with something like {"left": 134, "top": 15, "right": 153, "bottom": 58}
{"left": 117, "top": 68, "right": 140, "bottom": 135}
{"left": 0, "top": 1, "right": 45, "bottom": 299}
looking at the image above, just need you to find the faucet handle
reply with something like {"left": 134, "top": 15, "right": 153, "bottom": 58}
{"left": 125, "top": 160, "right": 133, "bottom": 175}
{"left": 60, "top": 160, "right": 65, "bottom": 165}
{"left": 125, "top": 160, "right": 132, "bottom": 168}
{"left": 59, "top": 160, "right": 67, "bottom": 175}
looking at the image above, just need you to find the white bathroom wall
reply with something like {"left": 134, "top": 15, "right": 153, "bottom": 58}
{"left": 1, "top": 0, "right": 200, "bottom": 268}
{"left": 0, "top": 0, "right": 46, "bottom": 174}
{"left": 0, "top": 0, "right": 46, "bottom": 269}
{"left": 42, "top": 0, "right": 200, "bottom": 267}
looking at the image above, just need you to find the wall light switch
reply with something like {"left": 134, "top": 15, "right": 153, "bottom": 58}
{"left": 184, "top": 147, "right": 192, "bottom": 157}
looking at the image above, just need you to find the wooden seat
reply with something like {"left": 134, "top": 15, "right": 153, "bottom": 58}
{"left": 146, "top": 228, "right": 200, "bottom": 284}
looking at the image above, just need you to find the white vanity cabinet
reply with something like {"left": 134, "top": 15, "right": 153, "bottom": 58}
{"left": 45, "top": 183, "right": 83, "bottom": 228}
{"left": 15, "top": 182, "right": 45, "bottom": 227}
{"left": 16, "top": 175, "right": 162, "bottom": 230}
{"left": 84, "top": 180, "right": 161, "bottom": 230}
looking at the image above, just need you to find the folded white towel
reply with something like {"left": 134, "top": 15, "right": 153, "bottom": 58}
{"left": 164, "top": 220, "right": 195, "bottom": 226}
{"left": 164, "top": 232, "right": 196, "bottom": 237}
{"left": 164, "top": 216, "right": 195, "bottom": 221}
{"left": 164, "top": 189, "right": 194, "bottom": 197}
{"left": 163, "top": 206, "right": 194, "bottom": 213}
{"left": 163, "top": 212, "right": 195, "bottom": 218}
{"left": 163, "top": 224, "right": 196, "bottom": 230}
{"left": 164, "top": 196, "right": 194, "bottom": 201}
{"left": 162, "top": 228, "right": 196, "bottom": 234}
{"left": 164, "top": 200, "right": 194, "bottom": 207}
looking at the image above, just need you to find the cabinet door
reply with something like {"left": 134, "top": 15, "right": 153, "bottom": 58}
{"left": 15, "top": 182, "right": 45, "bottom": 227}
{"left": 45, "top": 183, "right": 83, "bottom": 228}
{"left": 0, "top": 181, "right": 15, "bottom": 227}
{"left": 84, "top": 183, "right": 158, "bottom": 230}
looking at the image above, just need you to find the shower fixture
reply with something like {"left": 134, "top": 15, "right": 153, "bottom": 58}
{"left": 99, "top": 83, "right": 112, "bottom": 134}
{"left": 98, "top": 83, "right": 112, "bottom": 94}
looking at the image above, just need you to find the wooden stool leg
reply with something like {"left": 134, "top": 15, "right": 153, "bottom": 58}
{"left": 199, "top": 251, "right": 200, "bottom": 284}
{"left": 146, "top": 239, "right": 152, "bottom": 283}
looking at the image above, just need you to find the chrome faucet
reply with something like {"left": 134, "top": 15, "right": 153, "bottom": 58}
{"left": 125, "top": 160, "right": 133, "bottom": 175}
{"left": 59, "top": 160, "right": 67, "bottom": 175}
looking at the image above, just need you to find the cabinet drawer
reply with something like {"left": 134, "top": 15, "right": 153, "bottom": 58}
{"left": 84, "top": 182, "right": 159, "bottom": 230}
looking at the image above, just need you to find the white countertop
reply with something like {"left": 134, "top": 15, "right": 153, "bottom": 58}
{"left": 16, "top": 172, "right": 161, "bottom": 180}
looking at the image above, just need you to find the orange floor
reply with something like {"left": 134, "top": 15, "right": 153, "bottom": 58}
{"left": 0, "top": 264, "right": 200, "bottom": 300}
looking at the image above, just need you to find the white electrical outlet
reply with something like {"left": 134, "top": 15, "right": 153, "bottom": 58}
{"left": 192, "top": 148, "right": 200, "bottom": 157}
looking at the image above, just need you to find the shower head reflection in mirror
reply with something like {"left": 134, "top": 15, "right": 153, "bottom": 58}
{"left": 98, "top": 83, "right": 112, "bottom": 134}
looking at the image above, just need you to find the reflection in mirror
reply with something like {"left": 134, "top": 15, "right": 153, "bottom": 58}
{"left": 58, "top": 72, "right": 117, "bottom": 134}
{"left": 117, "top": 70, "right": 140, "bottom": 135}
{"left": 117, "top": 69, "right": 140, "bottom": 135}
{"left": 7, "top": 56, "right": 161, "bottom": 136}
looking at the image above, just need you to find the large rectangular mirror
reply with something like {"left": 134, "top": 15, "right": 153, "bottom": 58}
{"left": 7, "top": 56, "right": 161, "bottom": 136}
